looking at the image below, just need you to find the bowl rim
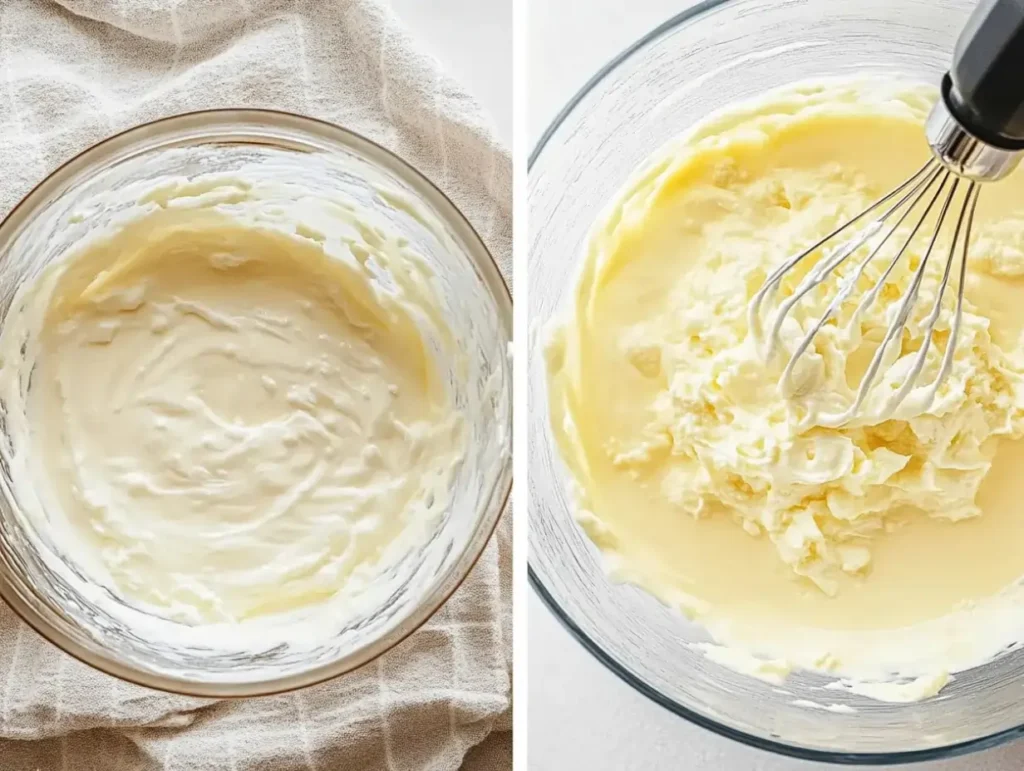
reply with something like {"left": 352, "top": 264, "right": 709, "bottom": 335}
{"left": 0, "top": 107, "right": 513, "bottom": 699}
{"left": 527, "top": 0, "right": 1024, "bottom": 763}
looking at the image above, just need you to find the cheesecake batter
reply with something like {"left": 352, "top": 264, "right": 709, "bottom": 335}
{"left": 0, "top": 173, "right": 464, "bottom": 631}
{"left": 547, "top": 79, "right": 1024, "bottom": 700}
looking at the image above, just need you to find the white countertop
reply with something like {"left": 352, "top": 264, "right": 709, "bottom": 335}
{"left": 526, "top": 1, "right": 1024, "bottom": 769}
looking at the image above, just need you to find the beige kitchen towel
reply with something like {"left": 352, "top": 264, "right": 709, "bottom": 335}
{"left": 0, "top": 1, "right": 512, "bottom": 769}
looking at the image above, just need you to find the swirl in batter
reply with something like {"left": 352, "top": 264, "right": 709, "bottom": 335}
{"left": 0, "top": 178, "right": 464, "bottom": 628}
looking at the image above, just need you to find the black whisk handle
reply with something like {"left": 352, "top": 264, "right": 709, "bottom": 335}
{"left": 948, "top": 0, "right": 1024, "bottom": 149}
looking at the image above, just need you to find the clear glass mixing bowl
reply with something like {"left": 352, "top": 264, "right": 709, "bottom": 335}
{"left": 528, "top": 0, "right": 1024, "bottom": 762}
{"left": 0, "top": 110, "right": 512, "bottom": 697}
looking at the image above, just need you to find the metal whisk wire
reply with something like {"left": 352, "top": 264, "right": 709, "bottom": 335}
{"left": 745, "top": 0, "right": 1024, "bottom": 426}
{"left": 748, "top": 159, "right": 938, "bottom": 359}
{"left": 747, "top": 161, "right": 980, "bottom": 427}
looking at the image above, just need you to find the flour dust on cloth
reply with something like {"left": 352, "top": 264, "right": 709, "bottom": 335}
{"left": 0, "top": 1, "right": 511, "bottom": 770}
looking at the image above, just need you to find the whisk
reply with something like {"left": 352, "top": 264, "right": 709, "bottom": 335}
{"left": 748, "top": 0, "right": 1024, "bottom": 427}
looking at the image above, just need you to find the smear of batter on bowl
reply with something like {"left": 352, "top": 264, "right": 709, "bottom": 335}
{"left": 0, "top": 173, "right": 465, "bottom": 634}
{"left": 546, "top": 78, "right": 1024, "bottom": 702}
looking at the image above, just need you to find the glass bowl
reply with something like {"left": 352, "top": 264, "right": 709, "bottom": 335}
{"left": 528, "top": 0, "right": 1024, "bottom": 762}
{"left": 0, "top": 110, "right": 512, "bottom": 698}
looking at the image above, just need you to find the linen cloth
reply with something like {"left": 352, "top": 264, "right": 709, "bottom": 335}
{"left": 0, "top": 1, "right": 512, "bottom": 769}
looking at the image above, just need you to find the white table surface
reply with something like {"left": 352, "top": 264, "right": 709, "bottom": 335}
{"left": 527, "top": 1, "right": 1024, "bottom": 769}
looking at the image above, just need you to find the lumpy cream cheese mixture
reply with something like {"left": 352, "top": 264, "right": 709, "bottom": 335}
{"left": 547, "top": 79, "right": 1024, "bottom": 702}
{"left": 0, "top": 171, "right": 464, "bottom": 637}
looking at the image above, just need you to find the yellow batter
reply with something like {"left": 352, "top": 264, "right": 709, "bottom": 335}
{"left": 0, "top": 175, "right": 464, "bottom": 631}
{"left": 547, "top": 79, "right": 1024, "bottom": 700}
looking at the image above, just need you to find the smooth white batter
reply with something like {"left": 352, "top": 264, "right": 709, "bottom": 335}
{"left": 0, "top": 174, "right": 464, "bottom": 634}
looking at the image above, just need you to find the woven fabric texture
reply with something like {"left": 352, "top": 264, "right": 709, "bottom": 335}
{"left": 0, "top": 1, "right": 511, "bottom": 769}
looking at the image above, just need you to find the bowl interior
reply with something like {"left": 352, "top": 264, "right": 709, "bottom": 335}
{"left": 528, "top": 0, "right": 1024, "bottom": 760}
{"left": 0, "top": 113, "right": 512, "bottom": 696}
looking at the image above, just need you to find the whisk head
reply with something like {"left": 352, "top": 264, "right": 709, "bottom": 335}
{"left": 748, "top": 159, "right": 980, "bottom": 428}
